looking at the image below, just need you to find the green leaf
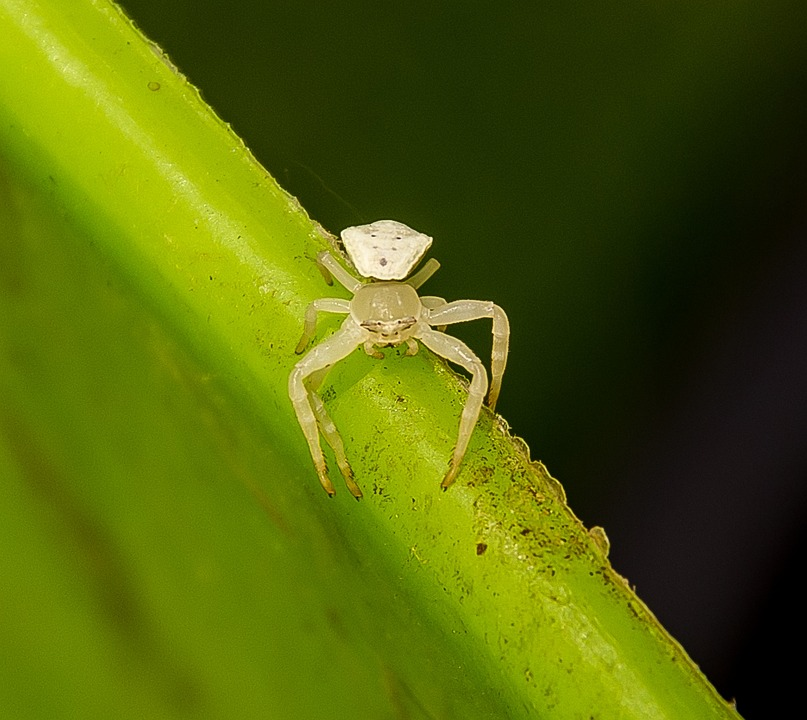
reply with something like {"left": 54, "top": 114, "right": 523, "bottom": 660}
{"left": 0, "top": 1, "right": 741, "bottom": 718}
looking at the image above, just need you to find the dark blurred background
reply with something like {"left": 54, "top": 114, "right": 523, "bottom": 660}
{"left": 116, "top": 1, "right": 807, "bottom": 716}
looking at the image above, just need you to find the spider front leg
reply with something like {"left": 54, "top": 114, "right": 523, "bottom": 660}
{"left": 420, "top": 296, "right": 447, "bottom": 332}
{"left": 309, "top": 393, "right": 363, "bottom": 498}
{"left": 289, "top": 321, "right": 366, "bottom": 498}
{"left": 303, "top": 367, "right": 364, "bottom": 498}
{"left": 427, "top": 299, "right": 510, "bottom": 410}
{"left": 417, "top": 327, "right": 488, "bottom": 489}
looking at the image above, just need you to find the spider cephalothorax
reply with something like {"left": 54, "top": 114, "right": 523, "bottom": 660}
{"left": 289, "top": 220, "right": 509, "bottom": 498}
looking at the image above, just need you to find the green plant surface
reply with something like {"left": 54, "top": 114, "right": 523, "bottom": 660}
{"left": 0, "top": 1, "right": 741, "bottom": 718}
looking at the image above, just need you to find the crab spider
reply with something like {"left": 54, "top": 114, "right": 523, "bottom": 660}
{"left": 289, "top": 220, "right": 509, "bottom": 498}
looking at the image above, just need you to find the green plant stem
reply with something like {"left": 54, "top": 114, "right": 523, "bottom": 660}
{"left": 0, "top": 1, "right": 742, "bottom": 718}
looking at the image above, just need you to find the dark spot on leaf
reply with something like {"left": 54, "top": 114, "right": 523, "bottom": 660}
{"left": 476, "top": 543, "right": 488, "bottom": 556}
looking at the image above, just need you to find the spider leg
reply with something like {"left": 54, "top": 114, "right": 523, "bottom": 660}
{"left": 417, "top": 327, "right": 488, "bottom": 489}
{"left": 303, "top": 365, "right": 363, "bottom": 497}
{"left": 420, "top": 296, "right": 447, "bottom": 332}
{"left": 420, "top": 295, "right": 446, "bottom": 309}
{"left": 427, "top": 300, "right": 509, "bottom": 410}
{"left": 308, "top": 392, "right": 364, "bottom": 498}
{"left": 295, "top": 297, "right": 350, "bottom": 354}
{"left": 317, "top": 251, "right": 363, "bottom": 293}
{"left": 406, "top": 258, "right": 441, "bottom": 289}
{"left": 305, "top": 365, "right": 362, "bottom": 499}
{"left": 289, "top": 320, "right": 366, "bottom": 498}
{"left": 363, "top": 340, "right": 384, "bottom": 359}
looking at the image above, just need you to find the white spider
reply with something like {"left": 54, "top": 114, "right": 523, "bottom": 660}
{"left": 289, "top": 220, "right": 510, "bottom": 498}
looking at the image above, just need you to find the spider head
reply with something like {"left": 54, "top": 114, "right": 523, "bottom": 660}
{"left": 360, "top": 316, "right": 418, "bottom": 345}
